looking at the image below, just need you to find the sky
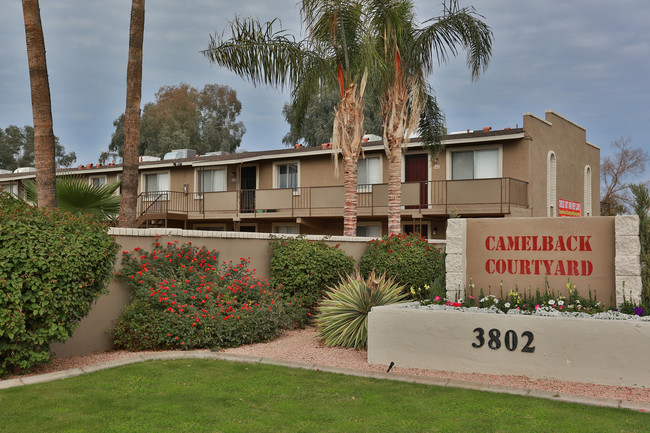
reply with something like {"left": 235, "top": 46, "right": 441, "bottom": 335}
{"left": 1, "top": 0, "right": 649, "bottom": 183}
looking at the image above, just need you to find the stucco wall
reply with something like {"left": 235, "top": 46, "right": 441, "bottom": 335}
{"left": 51, "top": 228, "right": 444, "bottom": 358}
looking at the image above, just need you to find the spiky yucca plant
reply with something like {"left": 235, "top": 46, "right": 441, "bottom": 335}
{"left": 316, "top": 270, "right": 407, "bottom": 349}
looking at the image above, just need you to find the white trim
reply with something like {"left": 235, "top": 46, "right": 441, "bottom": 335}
{"left": 547, "top": 151, "right": 557, "bottom": 217}
{"left": 273, "top": 160, "right": 300, "bottom": 194}
{"left": 194, "top": 167, "right": 227, "bottom": 199}
{"left": 445, "top": 144, "right": 503, "bottom": 180}
{"left": 544, "top": 110, "right": 586, "bottom": 131}
{"left": 523, "top": 112, "right": 552, "bottom": 126}
{"left": 584, "top": 165, "right": 592, "bottom": 217}
{"left": 89, "top": 174, "right": 107, "bottom": 187}
{"left": 442, "top": 132, "right": 524, "bottom": 147}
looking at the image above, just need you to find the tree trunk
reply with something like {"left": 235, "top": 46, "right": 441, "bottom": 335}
{"left": 343, "top": 154, "right": 358, "bottom": 236}
{"left": 22, "top": 0, "right": 56, "bottom": 208}
{"left": 118, "top": 0, "right": 145, "bottom": 228}
{"left": 387, "top": 140, "right": 403, "bottom": 235}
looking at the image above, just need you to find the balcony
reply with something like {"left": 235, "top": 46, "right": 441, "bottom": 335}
{"left": 136, "top": 178, "right": 528, "bottom": 227}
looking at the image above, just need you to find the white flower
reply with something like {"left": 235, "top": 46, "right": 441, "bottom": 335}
{"left": 558, "top": 300, "right": 564, "bottom": 306}
{"left": 548, "top": 299, "right": 556, "bottom": 305}
{"left": 494, "top": 298, "right": 499, "bottom": 304}
{"left": 504, "top": 302, "right": 511, "bottom": 308}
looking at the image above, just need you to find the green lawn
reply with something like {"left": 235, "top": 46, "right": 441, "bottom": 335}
{"left": 0, "top": 359, "right": 646, "bottom": 433}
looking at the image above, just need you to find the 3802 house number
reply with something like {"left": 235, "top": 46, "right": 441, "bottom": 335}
{"left": 472, "top": 328, "right": 535, "bottom": 353}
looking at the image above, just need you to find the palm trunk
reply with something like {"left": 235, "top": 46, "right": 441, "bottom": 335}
{"left": 22, "top": 0, "right": 56, "bottom": 208}
{"left": 387, "top": 139, "right": 403, "bottom": 235}
{"left": 343, "top": 154, "right": 358, "bottom": 236}
{"left": 118, "top": 0, "right": 145, "bottom": 228}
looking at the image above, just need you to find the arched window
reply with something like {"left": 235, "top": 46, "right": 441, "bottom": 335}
{"left": 584, "top": 165, "right": 592, "bottom": 216}
{"left": 547, "top": 151, "right": 557, "bottom": 217}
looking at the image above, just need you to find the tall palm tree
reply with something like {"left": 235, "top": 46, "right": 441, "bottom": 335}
{"left": 118, "top": 0, "right": 145, "bottom": 227}
{"left": 21, "top": 0, "right": 57, "bottom": 208}
{"left": 368, "top": 0, "right": 493, "bottom": 235}
{"left": 203, "top": 0, "right": 374, "bottom": 236}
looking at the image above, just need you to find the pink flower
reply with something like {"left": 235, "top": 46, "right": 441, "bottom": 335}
{"left": 434, "top": 296, "right": 441, "bottom": 301}
{"left": 534, "top": 305, "right": 540, "bottom": 310}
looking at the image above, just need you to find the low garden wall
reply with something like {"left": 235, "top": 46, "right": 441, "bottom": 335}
{"left": 51, "top": 228, "right": 445, "bottom": 358}
{"left": 368, "top": 303, "right": 650, "bottom": 388}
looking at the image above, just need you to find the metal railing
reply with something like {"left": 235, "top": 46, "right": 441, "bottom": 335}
{"left": 136, "top": 178, "right": 529, "bottom": 222}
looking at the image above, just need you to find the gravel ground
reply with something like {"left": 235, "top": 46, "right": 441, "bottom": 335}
{"left": 4, "top": 326, "right": 650, "bottom": 404}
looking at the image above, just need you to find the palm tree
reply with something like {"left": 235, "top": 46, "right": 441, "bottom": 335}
{"left": 21, "top": 0, "right": 57, "bottom": 208}
{"left": 118, "top": 0, "right": 145, "bottom": 227}
{"left": 25, "top": 177, "right": 122, "bottom": 222}
{"left": 203, "top": 0, "right": 374, "bottom": 236}
{"left": 368, "top": 0, "right": 493, "bottom": 235}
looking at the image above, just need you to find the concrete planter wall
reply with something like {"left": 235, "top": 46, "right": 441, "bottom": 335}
{"left": 368, "top": 303, "right": 650, "bottom": 388}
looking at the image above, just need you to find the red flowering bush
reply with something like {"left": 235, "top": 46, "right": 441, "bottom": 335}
{"left": 0, "top": 194, "right": 118, "bottom": 376}
{"left": 112, "top": 239, "right": 306, "bottom": 350}
{"left": 360, "top": 233, "right": 445, "bottom": 298}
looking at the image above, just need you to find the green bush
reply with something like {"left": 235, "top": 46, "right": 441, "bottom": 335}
{"left": 630, "top": 184, "right": 650, "bottom": 309}
{"left": 112, "top": 239, "right": 306, "bottom": 351}
{"left": 0, "top": 194, "right": 118, "bottom": 376}
{"left": 360, "top": 233, "right": 445, "bottom": 297}
{"left": 269, "top": 236, "right": 355, "bottom": 310}
{"left": 316, "top": 271, "right": 407, "bottom": 349}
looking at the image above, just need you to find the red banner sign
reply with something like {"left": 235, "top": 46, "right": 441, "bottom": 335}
{"left": 558, "top": 199, "right": 581, "bottom": 217}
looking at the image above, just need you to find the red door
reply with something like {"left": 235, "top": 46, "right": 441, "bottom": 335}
{"left": 405, "top": 154, "right": 428, "bottom": 209}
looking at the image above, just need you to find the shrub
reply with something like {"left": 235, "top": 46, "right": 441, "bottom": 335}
{"left": 360, "top": 233, "right": 445, "bottom": 297}
{"left": 0, "top": 194, "right": 118, "bottom": 376}
{"left": 316, "top": 271, "right": 407, "bottom": 349}
{"left": 112, "top": 239, "right": 306, "bottom": 351}
{"left": 630, "top": 184, "right": 650, "bottom": 308}
{"left": 269, "top": 236, "right": 355, "bottom": 310}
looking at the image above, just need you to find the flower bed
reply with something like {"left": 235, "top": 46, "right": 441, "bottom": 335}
{"left": 367, "top": 302, "right": 650, "bottom": 388}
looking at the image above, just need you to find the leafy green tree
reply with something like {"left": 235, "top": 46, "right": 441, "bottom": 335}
{"left": 367, "top": 0, "right": 492, "bottom": 234}
{"left": 0, "top": 125, "right": 76, "bottom": 171}
{"left": 203, "top": 0, "right": 374, "bottom": 236}
{"left": 100, "top": 83, "right": 246, "bottom": 163}
{"left": 282, "top": 88, "right": 383, "bottom": 147}
{"left": 630, "top": 184, "right": 650, "bottom": 307}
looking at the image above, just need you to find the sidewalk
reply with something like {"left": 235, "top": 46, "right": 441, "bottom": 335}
{"left": 1, "top": 350, "right": 648, "bottom": 413}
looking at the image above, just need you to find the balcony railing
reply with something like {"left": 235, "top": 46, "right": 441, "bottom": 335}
{"left": 137, "top": 177, "right": 528, "bottom": 222}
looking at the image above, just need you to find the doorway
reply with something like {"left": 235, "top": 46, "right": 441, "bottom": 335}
{"left": 405, "top": 154, "right": 428, "bottom": 209}
{"left": 240, "top": 166, "right": 256, "bottom": 212}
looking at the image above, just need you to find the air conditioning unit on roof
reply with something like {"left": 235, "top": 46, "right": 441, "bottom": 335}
{"left": 14, "top": 167, "right": 36, "bottom": 173}
{"left": 163, "top": 149, "right": 197, "bottom": 160}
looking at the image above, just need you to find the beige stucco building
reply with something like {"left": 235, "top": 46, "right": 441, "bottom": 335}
{"left": 0, "top": 110, "right": 600, "bottom": 238}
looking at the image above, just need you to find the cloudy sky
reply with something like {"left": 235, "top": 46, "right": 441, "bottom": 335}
{"left": 1, "top": 0, "right": 648, "bottom": 182}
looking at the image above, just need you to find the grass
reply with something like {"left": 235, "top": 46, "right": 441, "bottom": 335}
{"left": 0, "top": 359, "right": 646, "bottom": 433}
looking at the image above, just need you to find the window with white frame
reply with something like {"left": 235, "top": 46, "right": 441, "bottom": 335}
{"left": 90, "top": 175, "right": 107, "bottom": 187}
{"left": 143, "top": 171, "right": 169, "bottom": 200}
{"left": 276, "top": 162, "right": 299, "bottom": 192}
{"left": 196, "top": 168, "right": 226, "bottom": 198}
{"left": 584, "top": 165, "right": 592, "bottom": 216}
{"left": 547, "top": 151, "right": 557, "bottom": 216}
{"left": 273, "top": 224, "right": 299, "bottom": 234}
{"left": 356, "top": 223, "right": 381, "bottom": 238}
{"left": 451, "top": 149, "right": 499, "bottom": 180}
{"left": 357, "top": 157, "right": 381, "bottom": 192}
{"left": 1, "top": 183, "right": 19, "bottom": 197}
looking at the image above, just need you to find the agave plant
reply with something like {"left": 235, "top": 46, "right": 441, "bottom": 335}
{"left": 24, "top": 176, "right": 122, "bottom": 222}
{"left": 316, "top": 270, "right": 407, "bottom": 349}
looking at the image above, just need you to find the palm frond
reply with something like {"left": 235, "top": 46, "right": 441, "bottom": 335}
{"left": 24, "top": 176, "right": 122, "bottom": 220}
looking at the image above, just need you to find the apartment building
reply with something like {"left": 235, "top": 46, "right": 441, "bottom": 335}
{"left": 0, "top": 110, "right": 600, "bottom": 238}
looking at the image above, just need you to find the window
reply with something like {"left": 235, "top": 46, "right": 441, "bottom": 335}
{"left": 193, "top": 223, "right": 227, "bottom": 232}
{"left": 0, "top": 183, "right": 18, "bottom": 197}
{"left": 356, "top": 223, "right": 381, "bottom": 238}
{"left": 451, "top": 149, "right": 499, "bottom": 180}
{"left": 90, "top": 176, "right": 106, "bottom": 187}
{"left": 273, "top": 224, "right": 299, "bottom": 234}
{"left": 584, "top": 165, "right": 592, "bottom": 216}
{"left": 358, "top": 157, "right": 381, "bottom": 192}
{"left": 276, "top": 162, "right": 299, "bottom": 192}
{"left": 547, "top": 151, "right": 557, "bottom": 216}
{"left": 196, "top": 168, "right": 226, "bottom": 198}
{"left": 143, "top": 172, "right": 169, "bottom": 200}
